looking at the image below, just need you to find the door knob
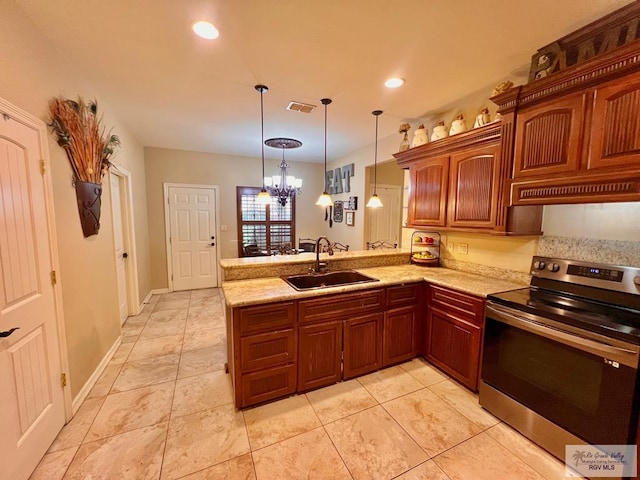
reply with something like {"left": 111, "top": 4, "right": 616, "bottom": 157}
{"left": 211, "top": 236, "right": 215, "bottom": 240}
{"left": 122, "top": 252, "right": 128, "bottom": 259}
{"left": 0, "top": 327, "right": 19, "bottom": 338}
{"left": 210, "top": 243, "right": 216, "bottom": 247}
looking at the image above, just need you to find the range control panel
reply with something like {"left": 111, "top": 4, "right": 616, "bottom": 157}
{"left": 530, "top": 256, "right": 640, "bottom": 295}
{"left": 566, "top": 264, "right": 624, "bottom": 282}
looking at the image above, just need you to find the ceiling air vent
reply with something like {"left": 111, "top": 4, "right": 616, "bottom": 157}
{"left": 286, "top": 101, "right": 316, "bottom": 113}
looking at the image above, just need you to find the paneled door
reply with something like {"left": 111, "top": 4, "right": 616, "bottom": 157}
{"left": 0, "top": 110, "right": 66, "bottom": 479}
{"left": 367, "top": 184, "right": 401, "bottom": 246}
{"left": 167, "top": 186, "right": 218, "bottom": 291}
{"left": 110, "top": 172, "right": 129, "bottom": 324}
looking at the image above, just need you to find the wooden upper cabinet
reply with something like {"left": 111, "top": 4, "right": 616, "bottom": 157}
{"left": 408, "top": 156, "right": 448, "bottom": 227}
{"left": 513, "top": 93, "right": 586, "bottom": 178}
{"left": 589, "top": 71, "right": 640, "bottom": 170}
{"left": 494, "top": 41, "right": 640, "bottom": 205}
{"left": 395, "top": 122, "right": 542, "bottom": 234}
{"left": 447, "top": 142, "right": 501, "bottom": 229}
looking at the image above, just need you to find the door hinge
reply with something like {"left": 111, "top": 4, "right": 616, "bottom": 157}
{"left": 50, "top": 270, "right": 57, "bottom": 285}
{"left": 60, "top": 373, "right": 67, "bottom": 388}
{"left": 40, "top": 159, "right": 46, "bottom": 175}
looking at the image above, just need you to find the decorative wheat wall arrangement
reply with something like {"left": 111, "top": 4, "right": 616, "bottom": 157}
{"left": 48, "top": 97, "right": 120, "bottom": 237}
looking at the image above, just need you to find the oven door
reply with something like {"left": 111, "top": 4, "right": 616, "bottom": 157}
{"left": 482, "top": 301, "right": 640, "bottom": 445}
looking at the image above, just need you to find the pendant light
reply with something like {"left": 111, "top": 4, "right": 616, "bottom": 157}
{"left": 255, "top": 84, "right": 271, "bottom": 205}
{"left": 316, "top": 98, "right": 333, "bottom": 207}
{"left": 367, "top": 110, "right": 384, "bottom": 208}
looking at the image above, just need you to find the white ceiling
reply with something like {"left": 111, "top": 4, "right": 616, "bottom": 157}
{"left": 16, "top": 0, "right": 632, "bottom": 163}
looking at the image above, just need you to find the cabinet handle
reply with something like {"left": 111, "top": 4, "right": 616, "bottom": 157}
{"left": 0, "top": 327, "right": 19, "bottom": 338}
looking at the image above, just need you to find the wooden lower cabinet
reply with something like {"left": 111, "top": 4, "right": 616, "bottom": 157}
{"left": 298, "top": 321, "right": 342, "bottom": 392}
{"left": 383, "top": 306, "right": 418, "bottom": 366}
{"left": 231, "top": 284, "right": 440, "bottom": 407}
{"left": 343, "top": 312, "right": 383, "bottom": 379}
{"left": 425, "top": 306, "right": 482, "bottom": 391}
{"left": 232, "top": 300, "right": 297, "bottom": 408}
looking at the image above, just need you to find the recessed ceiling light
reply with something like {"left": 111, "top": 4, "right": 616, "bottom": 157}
{"left": 385, "top": 77, "right": 405, "bottom": 88}
{"left": 192, "top": 21, "right": 219, "bottom": 40}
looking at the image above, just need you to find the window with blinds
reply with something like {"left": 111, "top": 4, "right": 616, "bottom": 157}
{"left": 236, "top": 186, "right": 296, "bottom": 257}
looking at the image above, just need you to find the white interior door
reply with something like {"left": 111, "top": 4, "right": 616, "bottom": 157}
{"left": 367, "top": 184, "right": 402, "bottom": 245}
{"left": 0, "top": 114, "right": 66, "bottom": 479}
{"left": 168, "top": 186, "right": 218, "bottom": 291}
{"left": 110, "top": 173, "right": 129, "bottom": 325}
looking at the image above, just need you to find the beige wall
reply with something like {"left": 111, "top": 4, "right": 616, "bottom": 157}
{"left": 144, "top": 147, "right": 324, "bottom": 289}
{"left": 1, "top": 2, "right": 151, "bottom": 398}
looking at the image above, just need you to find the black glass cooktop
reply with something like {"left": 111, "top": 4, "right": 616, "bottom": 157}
{"left": 488, "top": 287, "right": 640, "bottom": 344}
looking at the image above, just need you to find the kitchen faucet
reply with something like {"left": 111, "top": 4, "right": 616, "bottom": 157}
{"left": 312, "top": 236, "right": 334, "bottom": 274}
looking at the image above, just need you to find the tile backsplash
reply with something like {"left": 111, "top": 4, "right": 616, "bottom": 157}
{"left": 538, "top": 235, "right": 640, "bottom": 267}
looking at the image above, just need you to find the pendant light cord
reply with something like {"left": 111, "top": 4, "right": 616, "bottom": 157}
{"left": 372, "top": 110, "right": 382, "bottom": 195}
{"left": 324, "top": 103, "right": 327, "bottom": 191}
{"left": 255, "top": 85, "right": 268, "bottom": 190}
{"left": 320, "top": 98, "right": 332, "bottom": 193}
{"left": 260, "top": 89, "right": 265, "bottom": 188}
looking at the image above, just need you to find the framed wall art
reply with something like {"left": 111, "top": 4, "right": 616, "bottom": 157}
{"left": 345, "top": 211, "right": 355, "bottom": 226}
{"left": 333, "top": 200, "right": 343, "bottom": 223}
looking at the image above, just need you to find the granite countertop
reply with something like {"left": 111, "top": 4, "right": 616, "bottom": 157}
{"left": 222, "top": 264, "right": 526, "bottom": 308}
{"left": 219, "top": 248, "right": 410, "bottom": 270}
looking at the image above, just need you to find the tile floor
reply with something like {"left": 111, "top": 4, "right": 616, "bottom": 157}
{"left": 30, "top": 288, "right": 579, "bottom": 480}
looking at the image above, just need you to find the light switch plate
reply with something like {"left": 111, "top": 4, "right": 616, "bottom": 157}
{"left": 456, "top": 243, "right": 468, "bottom": 254}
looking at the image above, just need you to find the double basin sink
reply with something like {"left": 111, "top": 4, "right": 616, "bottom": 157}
{"left": 282, "top": 270, "right": 378, "bottom": 291}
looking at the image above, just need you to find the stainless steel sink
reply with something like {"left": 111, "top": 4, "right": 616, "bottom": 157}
{"left": 282, "top": 270, "right": 378, "bottom": 291}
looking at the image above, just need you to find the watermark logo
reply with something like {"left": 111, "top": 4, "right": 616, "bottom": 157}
{"left": 566, "top": 445, "right": 637, "bottom": 477}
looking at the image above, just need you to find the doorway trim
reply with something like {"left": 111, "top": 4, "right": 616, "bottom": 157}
{"left": 109, "top": 165, "right": 140, "bottom": 315}
{"left": 163, "top": 183, "right": 221, "bottom": 291}
{"left": 0, "top": 97, "right": 72, "bottom": 421}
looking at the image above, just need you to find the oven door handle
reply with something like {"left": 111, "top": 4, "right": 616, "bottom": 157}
{"left": 486, "top": 303, "right": 639, "bottom": 369}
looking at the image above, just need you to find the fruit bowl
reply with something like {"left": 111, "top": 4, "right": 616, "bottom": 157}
{"left": 411, "top": 251, "right": 438, "bottom": 266}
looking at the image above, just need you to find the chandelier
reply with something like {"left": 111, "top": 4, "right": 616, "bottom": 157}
{"left": 264, "top": 137, "right": 303, "bottom": 207}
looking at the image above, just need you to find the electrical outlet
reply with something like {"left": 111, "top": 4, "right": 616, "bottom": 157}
{"left": 448, "top": 242, "right": 454, "bottom": 251}
{"left": 456, "top": 243, "right": 468, "bottom": 254}
{"left": 220, "top": 225, "right": 228, "bottom": 232}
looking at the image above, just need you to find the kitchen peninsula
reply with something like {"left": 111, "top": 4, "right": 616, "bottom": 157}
{"left": 221, "top": 249, "right": 525, "bottom": 408}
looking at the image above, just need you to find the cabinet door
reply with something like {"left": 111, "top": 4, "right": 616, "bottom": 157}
{"left": 425, "top": 307, "right": 481, "bottom": 391}
{"left": 298, "top": 321, "right": 342, "bottom": 392}
{"left": 383, "top": 306, "right": 418, "bottom": 367}
{"left": 408, "top": 157, "right": 449, "bottom": 227}
{"left": 589, "top": 71, "right": 640, "bottom": 170}
{"left": 343, "top": 312, "right": 383, "bottom": 379}
{"left": 447, "top": 142, "right": 501, "bottom": 228}
{"left": 513, "top": 93, "right": 586, "bottom": 178}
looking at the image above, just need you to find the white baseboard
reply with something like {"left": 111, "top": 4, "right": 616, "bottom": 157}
{"left": 136, "top": 288, "right": 169, "bottom": 313}
{"left": 71, "top": 335, "right": 122, "bottom": 414}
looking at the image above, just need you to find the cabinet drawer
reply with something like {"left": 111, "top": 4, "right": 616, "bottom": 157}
{"left": 299, "top": 289, "right": 385, "bottom": 324}
{"left": 428, "top": 285, "right": 484, "bottom": 325}
{"left": 238, "top": 301, "right": 295, "bottom": 335}
{"left": 240, "top": 329, "right": 296, "bottom": 372}
{"left": 240, "top": 364, "right": 297, "bottom": 408}
{"left": 386, "top": 283, "right": 422, "bottom": 308}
